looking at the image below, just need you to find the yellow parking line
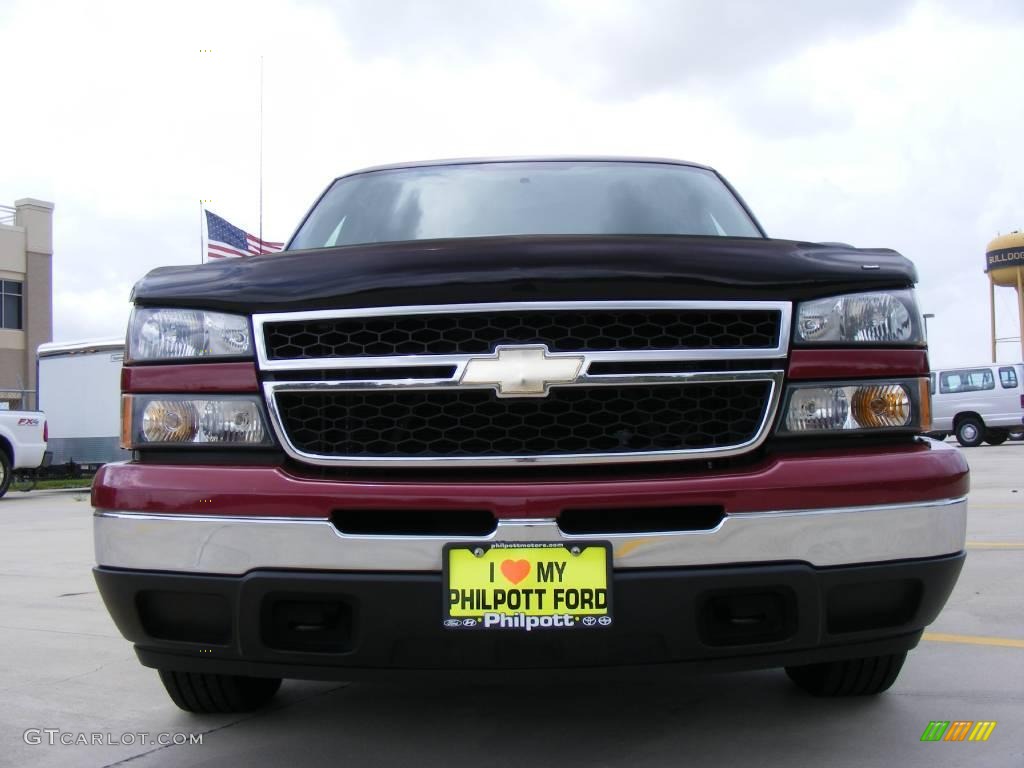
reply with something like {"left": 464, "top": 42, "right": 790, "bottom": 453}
{"left": 966, "top": 541, "right": 1024, "bottom": 549}
{"left": 922, "top": 632, "right": 1024, "bottom": 649}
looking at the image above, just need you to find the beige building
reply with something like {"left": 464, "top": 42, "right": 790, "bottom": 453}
{"left": 0, "top": 199, "right": 53, "bottom": 410}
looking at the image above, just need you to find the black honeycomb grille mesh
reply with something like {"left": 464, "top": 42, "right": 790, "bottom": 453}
{"left": 264, "top": 309, "right": 780, "bottom": 359}
{"left": 276, "top": 382, "right": 771, "bottom": 459}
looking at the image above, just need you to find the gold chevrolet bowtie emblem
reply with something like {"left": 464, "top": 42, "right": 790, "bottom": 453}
{"left": 460, "top": 345, "right": 585, "bottom": 397}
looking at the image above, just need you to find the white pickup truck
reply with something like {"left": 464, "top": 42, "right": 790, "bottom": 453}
{"left": 0, "top": 410, "right": 47, "bottom": 497}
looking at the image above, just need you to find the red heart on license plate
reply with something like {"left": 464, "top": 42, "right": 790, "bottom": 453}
{"left": 501, "top": 559, "right": 531, "bottom": 585}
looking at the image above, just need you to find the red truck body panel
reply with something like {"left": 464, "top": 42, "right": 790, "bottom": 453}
{"left": 93, "top": 439, "right": 967, "bottom": 520}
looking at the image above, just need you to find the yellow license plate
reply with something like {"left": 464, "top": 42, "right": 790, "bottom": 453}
{"left": 443, "top": 542, "right": 612, "bottom": 631}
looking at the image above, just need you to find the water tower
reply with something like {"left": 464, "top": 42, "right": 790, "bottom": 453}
{"left": 986, "top": 231, "right": 1024, "bottom": 361}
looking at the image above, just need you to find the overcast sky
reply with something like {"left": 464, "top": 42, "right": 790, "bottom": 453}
{"left": 1, "top": 0, "right": 1022, "bottom": 366}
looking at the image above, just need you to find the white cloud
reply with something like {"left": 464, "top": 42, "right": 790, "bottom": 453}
{"left": 0, "top": 0, "right": 1021, "bottom": 366}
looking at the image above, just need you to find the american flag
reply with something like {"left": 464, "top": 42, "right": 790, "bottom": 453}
{"left": 205, "top": 210, "right": 284, "bottom": 259}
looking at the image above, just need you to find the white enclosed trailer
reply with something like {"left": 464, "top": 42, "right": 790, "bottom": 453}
{"left": 37, "top": 338, "right": 128, "bottom": 467}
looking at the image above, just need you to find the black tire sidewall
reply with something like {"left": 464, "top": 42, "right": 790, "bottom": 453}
{"left": 158, "top": 670, "right": 281, "bottom": 714}
{"left": 0, "top": 451, "right": 11, "bottom": 498}
{"left": 956, "top": 418, "right": 984, "bottom": 448}
{"left": 984, "top": 429, "right": 1009, "bottom": 445}
{"left": 785, "top": 652, "right": 906, "bottom": 696}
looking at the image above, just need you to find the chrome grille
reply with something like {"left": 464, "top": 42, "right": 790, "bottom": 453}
{"left": 263, "top": 308, "right": 781, "bottom": 359}
{"left": 254, "top": 301, "right": 791, "bottom": 467}
{"left": 277, "top": 382, "right": 773, "bottom": 459}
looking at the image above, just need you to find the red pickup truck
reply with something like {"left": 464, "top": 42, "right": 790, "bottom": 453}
{"left": 93, "top": 158, "right": 968, "bottom": 713}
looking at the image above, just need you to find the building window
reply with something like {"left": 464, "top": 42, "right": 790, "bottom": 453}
{"left": 1, "top": 280, "right": 22, "bottom": 329}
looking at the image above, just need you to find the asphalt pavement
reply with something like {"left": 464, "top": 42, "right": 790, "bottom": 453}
{"left": 1, "top": 443, "right": 1021, "bottom": 768}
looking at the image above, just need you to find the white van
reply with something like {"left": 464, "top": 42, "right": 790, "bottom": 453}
{"left": 930, "top": 362, "right": 1024, "bottom": 446}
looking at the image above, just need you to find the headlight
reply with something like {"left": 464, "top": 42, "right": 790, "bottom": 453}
{"left": 121, "top": 395, "right": 272, "bottom": 448}
{"left": 127, "top": 308, "right": 252, "bottom": 362}
{"left": 778, "top": 379, "right": 930, "bottom": 435}
{"left": 795, "top": 290, "right": 923, "bottom": 345}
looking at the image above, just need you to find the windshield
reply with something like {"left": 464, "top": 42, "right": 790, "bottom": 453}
{"left": 288, "top": 161, "right": 762, "bottom": 249}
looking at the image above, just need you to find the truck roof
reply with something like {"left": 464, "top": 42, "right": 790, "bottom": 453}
{"left": 334, "top": 156, "right": 715, "bottom": 182}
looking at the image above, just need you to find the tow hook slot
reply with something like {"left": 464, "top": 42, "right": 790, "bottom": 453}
{"left": 261, "top": 596, "right": 354, "bottom": 653}
{"left": 698, "top": 588, "right": 797, "bottom": 646}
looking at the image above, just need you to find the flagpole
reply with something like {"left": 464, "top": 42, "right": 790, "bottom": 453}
{"left": 199, "top": 200, "right": 205, "bottom": 264}
{"left": 258, "top": 55, "right": 264, "bottom": 255}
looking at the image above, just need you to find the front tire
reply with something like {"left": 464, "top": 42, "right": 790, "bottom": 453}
{"left": 0, "top": 450, "right": 11, "bottom": 498}
{"left": 157, "top": 670, "right": 281, "bottom": 713}
{"left": 985, "top": 429, "right": 1009, "bottom": 446}
{"left": 955, "top": 417, "right": 985, "bottom": 448}
{"left": 785, "top": 652, "right": 907, "bottom": 697}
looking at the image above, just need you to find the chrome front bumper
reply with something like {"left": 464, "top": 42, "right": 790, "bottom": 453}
{"left": 94, "top": 496, "right": 967, "bottom": 575}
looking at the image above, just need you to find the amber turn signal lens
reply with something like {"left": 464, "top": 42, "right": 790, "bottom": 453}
{"left": 780, "top": 379, "right": 923, "bottom": 434}
{"left": 142, "top": 399, "right": 201, "bottom": 443}
{"left": 918, "top": 378, "right": 932, "bottom": 431}
{"left": 851, "top": 384, "right": 911, "bottom": 428}
{"left": 123, "top": 394, "right": 271, "bottom": 448}
{"left": 119, "top": 395, "right": 133, "bottom": 450}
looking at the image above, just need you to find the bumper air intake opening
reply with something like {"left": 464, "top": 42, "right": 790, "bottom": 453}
{"left": 697, "top": 587, "right": 797, "bottom": 647}
{"left": 826, "top": 579, "right": 923, "bottom": 634}
{"left": 558, "top": 506, "right": 724, "bottom": 535}
{"left": 136, "top": 591, "right": 231, "bottom": 645}
{"left": 330, "top": 509, "right": 497, "bottom": 537}
{"left": 261, "top": 595, "right": 355, "bottom": 653}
